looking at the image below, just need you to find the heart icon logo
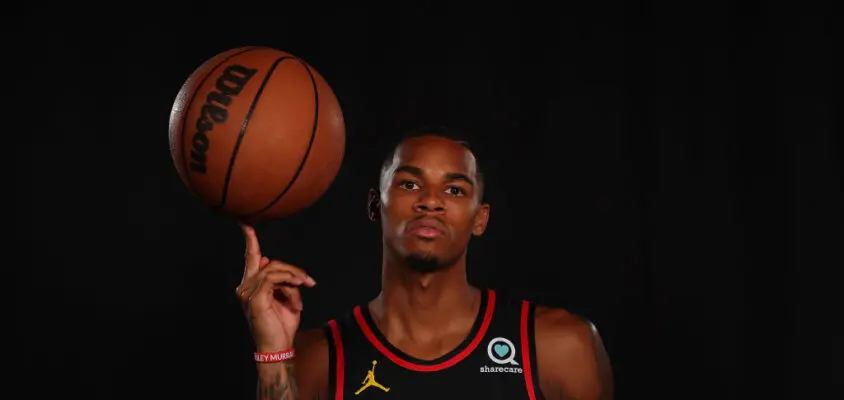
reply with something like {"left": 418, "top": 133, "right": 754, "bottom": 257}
{"left": 487, "top": 337, "right": 519, "bottom": 366}
{"left": 494, "top": 343, "right": 510, "bottom": 358}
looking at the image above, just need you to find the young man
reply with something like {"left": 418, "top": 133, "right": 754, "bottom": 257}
{"left": 236, "top": 127, "right": 613, "bottom": 399}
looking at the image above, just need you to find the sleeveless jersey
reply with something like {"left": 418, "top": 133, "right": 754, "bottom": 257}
{"left": 320, "top": 289, "right": 544, "bottom": 400}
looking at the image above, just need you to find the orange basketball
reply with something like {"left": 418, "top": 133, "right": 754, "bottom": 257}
{"left": 168, "top": 47, "right": 345, "bottom": 222}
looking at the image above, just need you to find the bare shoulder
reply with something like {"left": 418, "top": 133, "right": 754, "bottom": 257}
{"left": 292, "top": 327, "right": 330, "bottom": 399}
{"left": 534, "top": 305, "right": 596, "bottom": 343}
{"left": 534, "top": 305, "right": 613, "bottom": 400}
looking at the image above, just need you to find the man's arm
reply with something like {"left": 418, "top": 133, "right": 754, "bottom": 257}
{"left": 257, "top": 328, "right": 329, "bottom": 400}
{"left": 534, "top": 306, "right": 614, "bottom": 400}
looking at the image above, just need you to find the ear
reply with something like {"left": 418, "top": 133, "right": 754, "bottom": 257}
{"left": 472, "top": 203, "right": 490, "bottom": 236}
{"left": 367, "top": 188, "right": 381, "bottom": 221}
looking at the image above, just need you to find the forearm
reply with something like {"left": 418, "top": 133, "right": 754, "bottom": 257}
{"left": 257, "top": 362, "right": 298, "bottom": 400}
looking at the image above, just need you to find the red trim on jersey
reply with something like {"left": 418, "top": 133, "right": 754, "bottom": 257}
{"left": 353, "top": 289, "right": 497, "bottom": 372}
{"left": 328, "top": 320, "right": 344, "bottom": 400}
{"left": 520, "top": 301, "right": 537, "bottom": 400}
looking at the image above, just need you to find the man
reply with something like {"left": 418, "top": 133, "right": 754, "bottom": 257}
{"left": 236, "top": 127, "right": 614, "bottom": 399}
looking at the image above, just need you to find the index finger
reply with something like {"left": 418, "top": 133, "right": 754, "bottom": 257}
{"left": 240, "top": 223, "right": 261, "bottom": 276}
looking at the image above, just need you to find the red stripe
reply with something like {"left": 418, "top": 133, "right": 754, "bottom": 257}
{"left": 353, "top": 289, "right": 497, "bottom": 372}
{"left": 520, "top": 301, "right": 537, "bottom": 400}
{"left": 328, "top": 320, "right": 344, "bottom": 400}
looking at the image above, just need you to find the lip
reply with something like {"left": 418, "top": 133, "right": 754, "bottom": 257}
{"left": 406, "top": 219, "right": 446, "bottom": 238}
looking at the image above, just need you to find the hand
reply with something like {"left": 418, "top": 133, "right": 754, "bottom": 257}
{"left": 236, "top": 223, "right": 316, "bottom": 352}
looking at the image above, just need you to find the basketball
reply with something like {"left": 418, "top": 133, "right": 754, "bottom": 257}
{"left": 168, "top": 47, "right": 346, "bottom": 222}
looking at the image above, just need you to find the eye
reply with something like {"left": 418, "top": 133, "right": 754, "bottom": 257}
{"left": 399, "top": 180, "right": 420, "bottom": 190}
{"left": 446, "top": 186, "right": 466, "bottom": 196}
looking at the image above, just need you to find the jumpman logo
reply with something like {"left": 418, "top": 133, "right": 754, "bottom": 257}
{"left": 355, "top": 360, "right": 390, "bottom": 395}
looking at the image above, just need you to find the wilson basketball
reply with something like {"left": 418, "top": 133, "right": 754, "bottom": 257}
{"left": 168, "top": 47, "right": 346, "bottom": 222}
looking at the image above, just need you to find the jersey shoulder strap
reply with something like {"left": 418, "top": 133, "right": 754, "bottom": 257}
{"left": 486, "top": 290, "right": 544, "bottom": 400}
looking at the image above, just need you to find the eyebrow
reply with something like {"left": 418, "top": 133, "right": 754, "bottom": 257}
{"left": 394, "top": 165, "right": 475, "bottom": 188}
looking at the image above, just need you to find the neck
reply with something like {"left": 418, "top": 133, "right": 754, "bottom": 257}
{"left": 371, "top": 247, "right": 480, "bottom": 344}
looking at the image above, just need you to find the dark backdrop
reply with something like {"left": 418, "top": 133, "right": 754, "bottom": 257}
{"left": 14, "top": 3, "right": 839, "bottom": 400}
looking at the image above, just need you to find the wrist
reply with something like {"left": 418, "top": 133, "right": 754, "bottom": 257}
{"left": 254, "top": 348, "right": 295, "bottom": 363}
{"left": 254, "top": 340, "right": 294, "bottom": 353}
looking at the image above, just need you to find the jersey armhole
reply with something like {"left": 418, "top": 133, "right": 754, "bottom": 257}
{"left": 520, "top": 301, "right": 544, "bottom": 400}
{"left": 325, "top": 320, "right": 345, "bottom": 400}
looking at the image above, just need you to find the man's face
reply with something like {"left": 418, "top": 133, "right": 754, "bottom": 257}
{"left": 376, "top": 135, "right": 490, "bottom": 272}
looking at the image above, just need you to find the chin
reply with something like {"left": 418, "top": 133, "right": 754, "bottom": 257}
{"left": 387, "top": 237, "right": 453, "bottom": 273}
{"left": 404, "top": 251, "right": 447, "bottom": 273}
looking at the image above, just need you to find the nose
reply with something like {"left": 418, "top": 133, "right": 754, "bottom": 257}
{"left": 413, "top": 188, "right": 445, "bottom": 214}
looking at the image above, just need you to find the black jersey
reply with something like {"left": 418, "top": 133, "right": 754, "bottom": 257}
{"left": 321, "top": 289, "right": 543, "bottom": 400}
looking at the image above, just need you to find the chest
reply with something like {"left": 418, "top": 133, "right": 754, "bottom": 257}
{"left": 326, "top": 291, "right": 541, "bottom": 400}
{"left": 342, "top": 351, "right": 532, "bottom": 400}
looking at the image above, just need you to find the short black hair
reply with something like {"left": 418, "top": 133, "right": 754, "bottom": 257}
{"left": 378, "top": 125, "right": 485, "bottom": 201}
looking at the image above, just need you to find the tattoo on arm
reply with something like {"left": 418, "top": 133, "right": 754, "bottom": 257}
{"left": 258, "top": 363, "right": 299, "bottom": 400}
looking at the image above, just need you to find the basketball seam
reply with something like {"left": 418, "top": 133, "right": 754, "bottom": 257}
{"left": 218, "top": 56, "right": 293, "bottom": 209}
{"left": 244, "top": 58, "right": 321, "bottom": 219}
{"left": 180, "top": 47, "right": 259, "bottom": 195}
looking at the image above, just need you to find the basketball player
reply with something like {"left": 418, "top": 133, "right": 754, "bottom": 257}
{"left": 236, "top": 127, "right": 613, "bottom": 399}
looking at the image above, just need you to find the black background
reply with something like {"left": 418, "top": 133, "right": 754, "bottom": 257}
{"left": 14, "top": 3, "right": 839, "bottom": 399}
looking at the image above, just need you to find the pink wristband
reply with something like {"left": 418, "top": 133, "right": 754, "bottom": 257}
{"left": 254, "top": 349, "right": 295, "bottom": 363}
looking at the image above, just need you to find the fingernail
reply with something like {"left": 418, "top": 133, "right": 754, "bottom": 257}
{"left": 306, "top": 276, "right": 317, "bottom": 285}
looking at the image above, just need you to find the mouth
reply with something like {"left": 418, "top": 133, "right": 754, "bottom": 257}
{"left": 406, "top": 219, "right": 446, "bottom": 238}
